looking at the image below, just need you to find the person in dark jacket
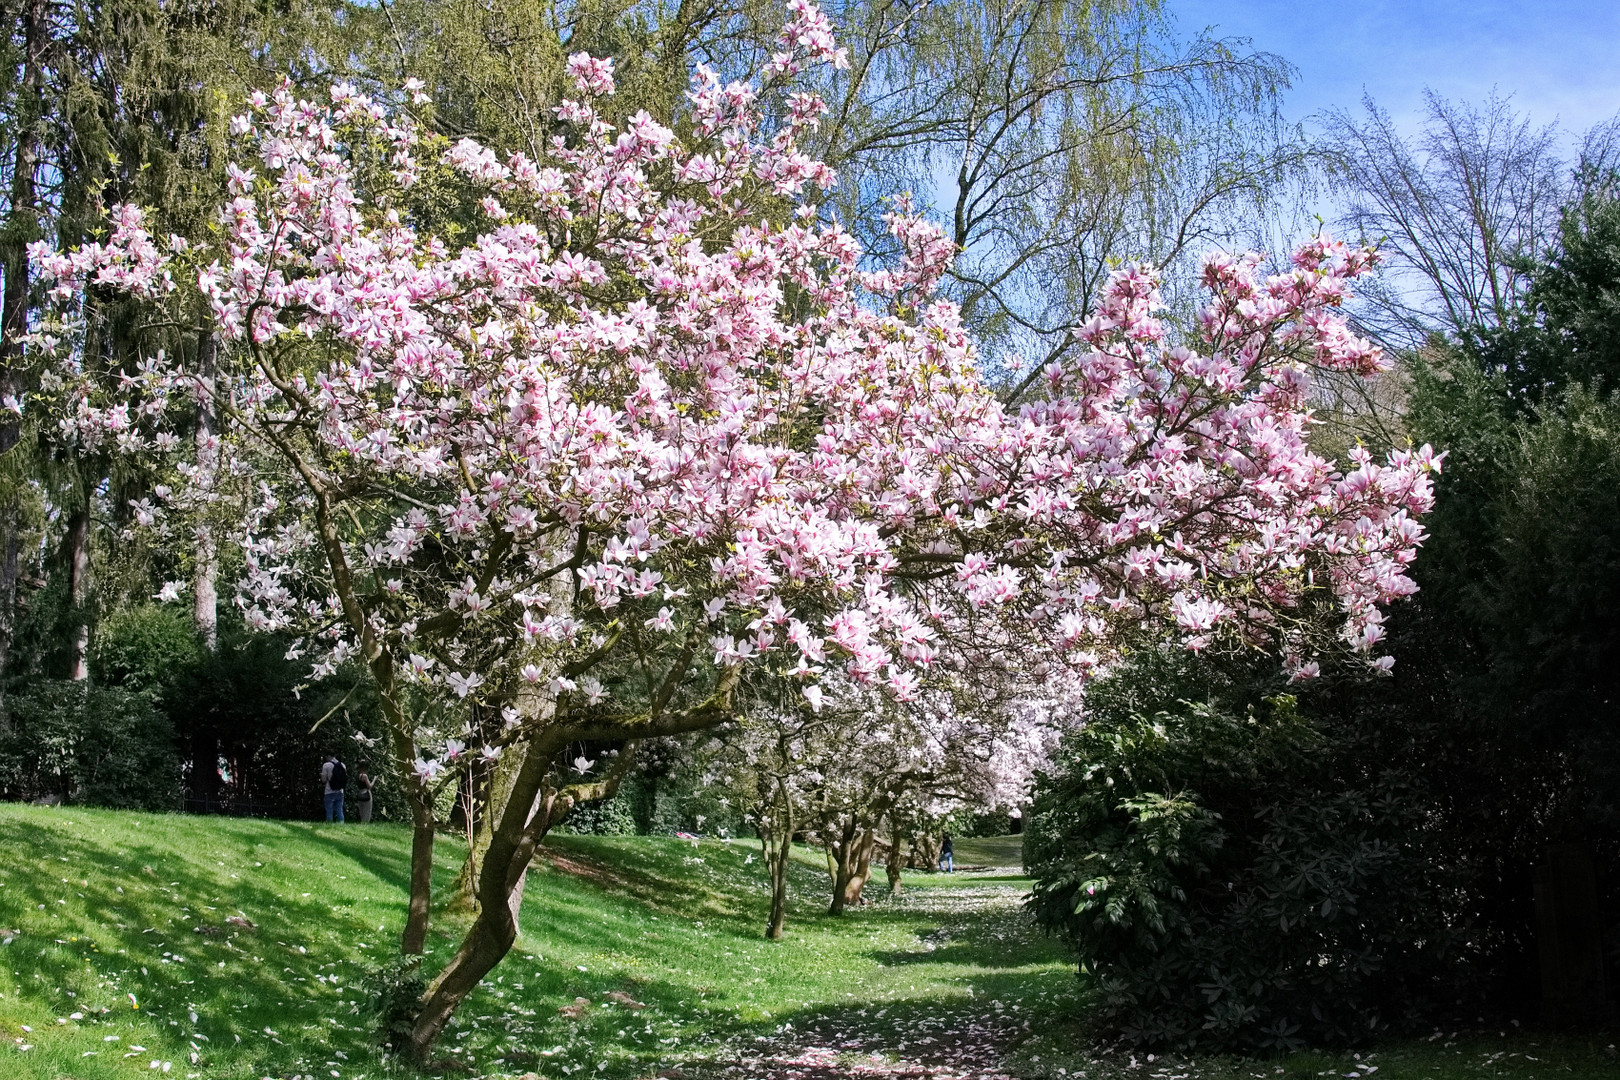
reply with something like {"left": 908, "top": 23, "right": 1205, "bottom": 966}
{"left": 938, "top": 833, "right": 953, "bottom": 873}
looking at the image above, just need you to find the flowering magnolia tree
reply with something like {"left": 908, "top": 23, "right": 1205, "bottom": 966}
{"left": 28, "top": 0, "right": 1436, "bottom": 1058}
{"left": 725, "top": 673, "right": 1058, "bottom": 930}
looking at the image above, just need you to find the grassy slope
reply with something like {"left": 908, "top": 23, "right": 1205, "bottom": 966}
{"left": 2, "top": 807, "right": 1615, "bottom": 1080}
{"left": 0, "top": 807, "right": 1073, "bottom": 1079}
{"left": 0, "top": 806, "right": 435, "bottom": 1078}
{"left": 951, "top": 834, "right": 1024, "bottom": 869}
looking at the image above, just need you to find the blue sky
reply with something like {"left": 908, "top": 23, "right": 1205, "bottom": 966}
{"left": 1173, "top": 0, "right": 1620, "bottom": 139}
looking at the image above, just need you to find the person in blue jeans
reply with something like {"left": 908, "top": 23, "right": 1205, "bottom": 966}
{"left": 320, "top": 756, "right": 347, "bottom": 822}
{"left": 938, "top": 833, "right": 953, "bottom": 873}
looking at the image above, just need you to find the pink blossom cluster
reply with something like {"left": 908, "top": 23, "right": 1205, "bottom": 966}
{"left": 27, "top": 2, "right": 1436, "bottom": 776}
{"left": 987, "top": 244, "right": 1440, "bottom": 678}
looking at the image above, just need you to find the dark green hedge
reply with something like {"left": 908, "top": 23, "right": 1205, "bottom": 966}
{"left": 1025, "top": 651, "right": 1471, "bottom": 1052}
{"left": 0, "top": 679, "right": 180, "bottom": 810}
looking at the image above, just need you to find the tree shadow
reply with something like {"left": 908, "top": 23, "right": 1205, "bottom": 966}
{"left": 0, "top": 809, "right": 1071, "bottom": 1080}
{"left": 0, "top": 809, "right": 481, "bottom": 1076}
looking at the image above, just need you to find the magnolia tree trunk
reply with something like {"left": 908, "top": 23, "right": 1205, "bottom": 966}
{"left": 828, "top": 818, "right": 877, "bottom": 914}
{"left": 372, "top": 663, "right": 436, "bottom": 956}
{"left": 828, "top": 819, "right": 854, "bottom": 914}
{"left": 762, "top": 794, "right": 795, "bottom": 940}
{"left": 407, "top": 740, "right": 556, "bottom": 1058}
{"left": 295, "top": 501, "right": 729, "bottom": 1057}
{"left": 381, "top": 694, "right": 435, "bottom": 957}
{"left": 886, "top": 824, "right": 907, "bottom": 896}
{"left": 913, "top": 833, "right": 941, "bottom": 872}
{"left": 449, "top": 747, "right": 520, "bottom": 914}
{"left": 829, "top": 776, "right": 916, "bottom": 912}
{"left": 449, "top": 734, "right": 625, "bottom": 916}
{"left": 406, "top": 735, "right": 638, "bottom": 1060}
{"left": 766, "top": 832, "right": 793, "bottom": 939}
{"left": 403, "top": 808, "right": 435, "bottom": 956}
{"left": 756, "top": 767, "right": 796, "bottom": 940}
{"left": 848, "top": 827, "right": 875, "bottom": 905}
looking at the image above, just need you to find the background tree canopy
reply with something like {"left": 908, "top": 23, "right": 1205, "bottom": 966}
{"left": 0, "top": 0, "right": 1318, "bottom": 840}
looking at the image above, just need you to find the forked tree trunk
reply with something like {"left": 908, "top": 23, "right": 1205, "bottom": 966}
{"left": 406, "top": 738, "right": 559, "bottom": 1059}
{"left": 828, "top": 820, "right": 853, "bottom": 915}
{"left": 849, "top": 827, "right": 875, "bottom": 904}
{"left": 829, "top": 817, "right": 875, "bottom": 914}
{"left": 411, "top": 856, "right": 532, "bottom": 1049}
{"left": 760, "top": 769, "right": 794, "bottom": 939}
{"left": 406, "top": 733, "right": 643, "bottom": 1061}
{"left": 407, "top": 856, "right": 532, "bottom": 1058}
{"left": 913, "top": 832, "right": 941, "bottom": 872}
{"left": 384, "top": 599, "right": 721, "bottom": 1061}
{"left": 762, "top": 794, "right": 794, "bottom": 939}
{"left": 450, "top": 748, "right": 520, "bottom": 914}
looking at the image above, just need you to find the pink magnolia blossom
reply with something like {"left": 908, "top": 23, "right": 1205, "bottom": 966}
{"left": 26, "top": 1, "right": 1434, "bottom": 777}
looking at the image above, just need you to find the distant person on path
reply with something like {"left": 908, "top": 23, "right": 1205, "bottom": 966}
{"left": 938, "top": 833, "right": 953, "bottom": 873}
{"left": 354, "top": 769, "right": 374, "bottom": 823}
{"left": 321, "top": 756, "right": 347, "bottom": 823}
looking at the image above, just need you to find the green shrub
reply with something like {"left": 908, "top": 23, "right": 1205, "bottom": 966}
{"left": 617, "top": 740, "right": 748, "bottom": 837}
{"left": 0, "top": 679, "right": 180, "bottom": 809}
{"left": 92, "top": 605, "right": 204, "bottom": 701}
{"left": 558, "top": 792, "right": 639, "bottom": 835}
{"left": 1026, "top": 651, "right": 1466, "bottom": 1052}
{"left": 360, "top": 955, "right": 426, "bottom": 1050}
{"left": 167, "top": 638, "right": 394, "bottom": 820}
{"left": 962, "top": 809, "right": 1019, "bottom": 837}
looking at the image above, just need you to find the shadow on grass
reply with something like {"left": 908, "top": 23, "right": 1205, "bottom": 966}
{"left": 0, "top": 810, "right": 483, "bottom": 1077}
{"left": 296, "top": 820, "right": 420, "bottom": 889}
{"left": 471, "top": 840, "right": 1075, "bottom": 1079}
{"left": 0, "top": 810, "right": 1066, "bottom": 1079}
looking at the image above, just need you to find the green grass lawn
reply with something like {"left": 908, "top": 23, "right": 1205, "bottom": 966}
{"left": 951, "top": 834, "right": 1024, "bottom": 869}
{"left": 2, "top": 807, "right": 1614, "bottom": 1080}
{"left": 0, "top": 808, "right": 1074, "bottom": 1079}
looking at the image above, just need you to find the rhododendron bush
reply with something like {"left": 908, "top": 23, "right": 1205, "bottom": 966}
{"left": 26, "top": 0, "right": 1437, "bottom": 1056}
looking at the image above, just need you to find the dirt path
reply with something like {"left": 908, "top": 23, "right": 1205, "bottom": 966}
{"left": 691, "top": 879, "right": 1046, "bottom": 1080}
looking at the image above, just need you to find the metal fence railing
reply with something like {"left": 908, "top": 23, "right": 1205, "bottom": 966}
{"left": 183, "top": 794, "right": 305, "bottom": 819}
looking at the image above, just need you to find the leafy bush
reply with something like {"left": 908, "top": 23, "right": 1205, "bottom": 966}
{"left": 92, "top": 605, "right": 203, "bottom": 701}
{"left": 962, "top": 808, "right": 1020, "bottom": 837}
{"left": 558, "top": 792, "right": 639, "bottom": 835}
{"left": 360, "top": 955, "right": 426, "bottom": 1050}
{"left": 0, "top": 679, "right": 180, "bottom": 809}
{"left": 613, "top": 739, "right": 748, "bottom": 837}
{"left": 167, "top": 636, "right": 396, "bottom": 820}
{"left": 91, "top": 613, "right": 399, "bottom": 822}
{"left": 1026, "top": 652, "right": 1467, "bottom": 1052}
